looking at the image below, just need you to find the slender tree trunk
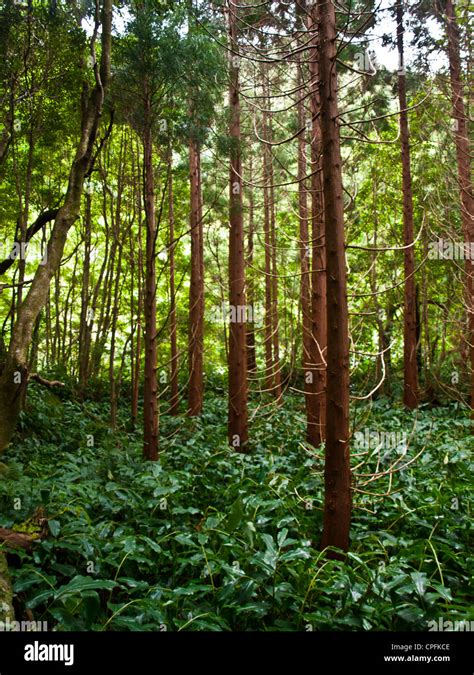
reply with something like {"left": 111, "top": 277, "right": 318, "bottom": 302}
{"left": 296, "top": 58, "right": 314, "bottom": 437}
{"left": 109, "top": 233, "right": 124, "bottom": 428}
{"left": 227, "top": 1, "right": 248, "bottom": 451}
{"left": 142, "top": 91, "right": 159, "bottom": 461}
{"left": 168, "top": 145, "right": 180, "bottom": 415}
{"left": 444, "top": 0, "right": 474, "bottom": 416}
{"left": 109, "top": 134, "right": 126, "bottom": 426}
{"left": 308, "top": 4, "right": 327, "bottom": 445}
{"left": 269, "top": 149, "right": 282, "bottom": 402}
{"left": 109, "top": 245, "right": 123, "bottom": 428}
{"left": 396, "top": 1, "right": 419, "bottom": 409}
{"left": 79, "top": 192, "right": 92, "bottom": 390}
{"left": 318, "top": 0, "right": 351, "bottom": 555}
{"left": 188, "top": 138, "right": 204, "bottom": 415}
{"left": 131, "top": 142, "right": 142, "bottom": 429}
{"left": 262, "top": 92, "right": 274, "bottom": 395}
{"left": 370, "top": 169, "right": 392, "bottom": 395}
{"left": 16, "top": 130, "right": 35, "bottom": 311}
{"left": 246, "top": 156, "right": 257, "bottom": 373}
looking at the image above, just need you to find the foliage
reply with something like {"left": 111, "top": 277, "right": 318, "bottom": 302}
{"left": 0, "top": 387, "right": 471, "bottom": 631}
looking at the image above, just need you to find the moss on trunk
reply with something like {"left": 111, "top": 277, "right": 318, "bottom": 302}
{"left": 0, "top": 553, "right": 14, "bottom": 623}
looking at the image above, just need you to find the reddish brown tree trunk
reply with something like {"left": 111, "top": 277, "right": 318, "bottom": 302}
{"left": 296, "top": 58, "right": 313, "bottom": 436}
{"left": 269, "top": 157, "right": 282, "bottom": 402}
{"left": 142, "top": 92, "right": 159, "bottom": 461}
{"left": 261, "top": 78, "right": 282, "bottom": 400}
{"left": 131, "top": 141, "right": 143, "bottom": 429}
{"left": 188, "top": 138, "right": 204, "bottom": 415}
{"left": 227, "top": 1, "right": 248, "bottom": 451}
{"left": 308, "top": 4, "right": 327, "bottom": 446}
{"left": 445, "top": 0, "right": 474, "bottom": 416}
{"left": 318, "top": 0, "right": 351, "bottom": 555}
{"left": 396, "top": 1, "right": 419, "bottom": 409}
{"left": 168, "top": 145, "right": 179, "bottom": 415}
{"left": 262, "top": 95, "right": 274, "bottom": 395}
{"left": 246, "top": 157, "right": 257, "bottom": 373}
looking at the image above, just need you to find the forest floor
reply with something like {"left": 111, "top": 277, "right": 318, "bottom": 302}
{"left": 0, "top": 385, "right": 472, "bottom": 631}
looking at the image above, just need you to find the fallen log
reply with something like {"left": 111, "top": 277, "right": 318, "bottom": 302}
{"left": 0, "top": 507, "right": 49, "bottom": 551}
{"left": 0, "top": 528, "right": 38, "bottom": 551}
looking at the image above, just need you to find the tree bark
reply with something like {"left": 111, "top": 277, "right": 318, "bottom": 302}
{"left": 444, "top": 0, "right": 474, "bottom": 416}
{"left": 318, "top": 0, "right": 351, "bottom": 555}
{"left": 396, "top": 0, "right": 419, "bottom": 409}
{"left": 142, "top": 91, "right": 159, "bottom": 461}
{"left": 0, "top": 553, "right": 14, "bottom": 624}
{"left": 246, "top": 158, "right": 257, "bottom": 374}
{"left": 168, "top": 144, "right": 180, "bottom": 415}
{"left": 78, "top": 193, "right": 92, "bottom": 390}
{"left": 307, "top": 3, "right": 327, "bottom": 446}
{"left": 296, "top": 57, "right": 314, "bottom": 439}
{"left": 188, "top": 138, "right": 204, "bottom": 415}
{"left": 227, "top": 1, "right": 248, "bottom": 451}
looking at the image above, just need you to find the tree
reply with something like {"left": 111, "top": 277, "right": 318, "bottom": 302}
{"left": 318, "top": 0, "right": 352, "bottom": 554}
{"left": 227, "top": 0, "right": 248, "bottom": 451}
{"left": 188, "top": 135, "right": 204, "bottom": 415}
{"left": 396, "top": 0, "right": 419, "bottom": 409}
{"left": 308, "top": 1, "right": 327, "bottom": 445}
{"left": 0, "top": 0, "right": 113, "bottom": 452}
{"left": 443, "top": 0, "right": 474, "bottom": 416}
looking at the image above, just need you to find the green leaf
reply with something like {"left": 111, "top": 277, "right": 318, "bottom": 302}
{"left": 410, "top": 572, "right": 427, "bottom": 596}
{"left": 55, "top": 576, "right": 118, "bottom": 599}
{"left": 226, "top": 496, "right": 244, "bottom": 533}
{"left": 48, "top": 519, "right": 61, "bottom": 537}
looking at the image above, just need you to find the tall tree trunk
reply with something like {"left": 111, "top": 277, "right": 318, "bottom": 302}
{"left": 227, "top": 0, "right": 248, "bottom": 451}
{"left": 168, "top": 144, "right": 180, "bottom": 415}
{"left": 188, "top": 138, "right": 204, "bottom": 415}
{"left": 308, "top": 3, "right": 327, "bottom": 446}
{"left": 16, "top": 129, "right": 35, "bottom": 311}
{"left": 370, "top": 169, "right": 391, "bottom": 396}
{"left": 109, "top": 132, "right": 126, "bottom": 427}
{"left": 318, "top": 0, "right": 351, "bottom": 555}
{"left": 296, "top": 57, "right": 313, "bottom": 438}
{"left": 262, "top": 90, "right": 274, "bottom": 395}
{"left": 78, "top": 192, "right": 92, "bottom": 390}
{"left": 142, "top": 91, "right": 159, "bottom": 461}
{"left": 397, "top": 0, "right": 419, "bottom": 409}
{"left": 131, "top": 141, "right": 143, "bottom": 429}
{"left": 246, "top": 156, "right": 257, "bottom": 374}
{"left": 0, "top": 0, "right": 113, "bottom": 453}
{"left": 261, "top": 75, "right": 282, "bottom": 400}
{"left": 269, "top": 150, "right": 282, "bottom": 402}
{"left": 444, "top": 0, "right": 474, "bottom": 416}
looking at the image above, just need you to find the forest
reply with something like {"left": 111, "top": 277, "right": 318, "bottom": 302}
{"left": 0, "top": 0, "right": 472, "bottom": 644}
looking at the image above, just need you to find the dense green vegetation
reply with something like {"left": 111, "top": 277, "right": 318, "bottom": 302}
{"left": 1, "top": 386, "right": 471, "bottom": 630}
